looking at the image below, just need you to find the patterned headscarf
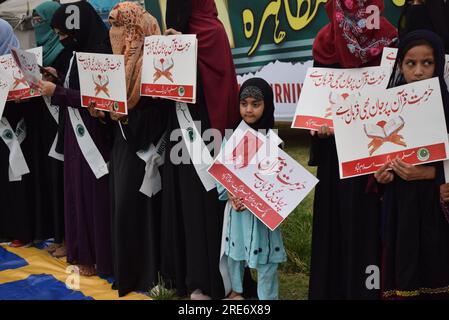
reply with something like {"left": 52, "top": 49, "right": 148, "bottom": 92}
{"left": 238, "top": 78, "right": 275, "bottom": 131}
{"left": 109, "top": 2, "right": 161, "bottom": 109}
{"left": 313, "top": 0, "right": 398, "bottom": 68}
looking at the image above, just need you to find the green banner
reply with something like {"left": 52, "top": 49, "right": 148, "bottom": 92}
{"left": 145, "top": 1, "right": 404, "bottom": 74}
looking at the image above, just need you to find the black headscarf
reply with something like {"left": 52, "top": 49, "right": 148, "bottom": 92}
{"left": 238, "top": 78, "right": 275, "bottom": 131}
{"left": 389, "top": 29, "right": 449, "bottom": 131}
{"left": 50, "top": 0, "right": 112, "bottom": 89}
{"left": 398, "top": 0, "right": 449, "bottom": 53}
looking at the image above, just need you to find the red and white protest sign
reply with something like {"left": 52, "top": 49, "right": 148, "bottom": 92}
{"left": 0, "top": 72, "right": 11, "bottom": 119}
{"left": 333, "top": 77, "right": 449, "bottom": 179}
{"left": 291, "top": 66, "right": 391, "bottom": 131}
{"left": 380, "top": 47, "right": 398, "bottom": 71}
{"left": 0, "top": 47, "right": 42, "bottom": 101}
{"left": 76, "top": 52, "right": 127, "bottom": 114}
{"left": 141, "top": 35, "right": 197, "bottom": 104}
{"left": 10, "top": 47, "right": 41, "bottom": 87}
{"left": 208, "top": 124, "right": 318, "bottom": 231}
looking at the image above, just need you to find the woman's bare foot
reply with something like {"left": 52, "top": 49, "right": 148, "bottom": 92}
{"left": 224, "top": 291, "right": 244, "bottom": 300}
{"left": 78, "top": 265, "right": 96, "bottom": 277}
{"left": 190, "top": 289, "right": 211, "bottom": 300}
{"left": 44, "top": 243, "right": 61, "bottom": 254}
{"left": 52, "top": 245, "right": 67, "bottom": 258}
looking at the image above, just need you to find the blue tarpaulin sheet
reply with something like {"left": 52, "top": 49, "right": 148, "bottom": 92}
{"left": 0, "top": 274, "right": 93, "bottom": 300}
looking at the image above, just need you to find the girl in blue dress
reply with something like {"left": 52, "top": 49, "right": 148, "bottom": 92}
{"left": 217, "top": 78, "right": 287, "bottom": 300}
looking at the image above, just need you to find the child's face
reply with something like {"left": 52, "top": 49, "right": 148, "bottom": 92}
{"left": 240, "top": 97, "right": 265, "bottom": 125}
{"left": 400, "top": 44, "right": 435, "bottom": 83}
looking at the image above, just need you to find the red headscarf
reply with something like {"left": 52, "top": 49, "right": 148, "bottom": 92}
{"left": 313, "top": 0, "right": 397, "bottom": 68}
{"left": 188, "top": 0, "right": 239, "bottom": 134}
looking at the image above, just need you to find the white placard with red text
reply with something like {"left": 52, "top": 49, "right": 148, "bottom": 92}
{"left": 380, "top": 47, "right": 449, "bottom": 92}
{"left": 0, "top": 72, "right": 11, "bottom": 119}
{"left": 208, "top": 126, "right": 318, "bottom": 231}
{"left": 380, "top": 47, "right": 398, "bottom": 71}
{"left": 333, "top": 77, "right": 449, "bottom": 179}
{"left": 141, "top": 35, "right": 197, "bottom": 104}
{"left": 291, "top": 66, "right": 391, "bottom": 131}
{"left": 0, "top": 47, "right": 42, "bottom": 101}
{"left": 10, "top": 46, "right": 41, "bottom": 87}
{"left": 76, "top": 52, "right": 127, "bottom": 114}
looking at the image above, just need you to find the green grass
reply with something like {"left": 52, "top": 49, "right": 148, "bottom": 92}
{"left": 279, "top": 272, "right": 310, "bottom": 300}
{"left": 276, "top": 123, "right": 315, "bottom": 300}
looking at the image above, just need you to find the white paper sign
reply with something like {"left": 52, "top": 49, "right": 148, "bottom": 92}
{"left": 291, "top": 66, "right": 391, "bottom": 131}
{"left": 0, "top": 47, "right": 42, "bottom": 101}
{"left": 141, "top": 35, "right": 197, "bottom": 104}
{"left": 0, "top": 72, "right": 11, "bottom": 119}
{"left": 76, "top": 52, "right": 127, "bottom": 114}
{"left": 10, "top": 46, "right": 41, "bottom": 86}
{"left": 208, "top": 126, "right": 318, "bottom": 231}
{"left": 380, "top": 47, "right": 398, "bottom": 71}
{"left": 333, "top": 77, "right": 449, "bottom": 178}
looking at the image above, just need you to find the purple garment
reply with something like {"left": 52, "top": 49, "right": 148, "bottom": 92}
{"left": 53, "top": 85, "right": 112, "bottom": 275}
{"left": 53, "top": 85, "right": 81, "bottom": 107}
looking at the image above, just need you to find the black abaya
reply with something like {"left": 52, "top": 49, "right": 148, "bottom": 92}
{"left": 159, "top": 87, "right": 226, "bottom": 299}
{"left": 308, "top": 61, "right": 382, "bottom": 300}
{"left": 110, "top": 97, "right": 167, "bottom": 297}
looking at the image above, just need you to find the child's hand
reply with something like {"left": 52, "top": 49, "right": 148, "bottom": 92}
{"left": 229, "top": 193, "right": 245, "bottom": 212}
{"left": 441, "top": 183, "right": 449, "bottom": 202}
{"left": 374, "top": 162, "right": 394, "bottom": 184}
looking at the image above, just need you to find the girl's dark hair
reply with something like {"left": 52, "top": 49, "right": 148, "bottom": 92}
{"left": 388, "top": 37, "right": 438, "bottom": 89}
{"left": 397, "top": 38, "right": 438, "bottom": 78}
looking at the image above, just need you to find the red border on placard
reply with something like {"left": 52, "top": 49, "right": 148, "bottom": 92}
{"left": 292, "top": 115, "right": 333, "bottom": 130}
{"left": 81, "top": 96, "right": 126, "bottom": 114}
{"left": 141, "top": 83, "right": 194, "bottom": 99}
{"left": 341, "top": 143, "right": 447, "bottom": 178}
{"left": 7, "top": 88, "right": 41, "bottom": 101}
{"left": 208, "top": 162, "right": 284, "bottom": 231}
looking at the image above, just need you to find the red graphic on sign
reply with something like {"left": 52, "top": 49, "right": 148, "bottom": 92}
{"left": 93, "top": 74, "right": 110, "bottom": 97}
{"left": 227, "top": 131, "right": 263, "bottom": 169}
{"left": 153, "top": 57, "right": 174, "bottom": 82}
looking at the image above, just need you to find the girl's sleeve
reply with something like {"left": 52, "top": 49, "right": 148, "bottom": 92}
{"left": 216, "top": 181, "right": 229, "bottom": 201}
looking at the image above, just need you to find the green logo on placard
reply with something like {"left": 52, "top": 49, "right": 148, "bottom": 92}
{"left": 2, "top": 129, "right": 13, "bottom": 140}
{"left": 76, "top": 124, "right": 85, "bottom": 137}
{"left": 113, "top": 101, "right": 119, "bottom": 111}
{"left": 178, "top": 86, "right": 185, "bottom": 97}
{"left": 417, "top": 148, "right": 430, "bottom": 161}
{"left": 187, "top": 127, "right": 195, "bottom": 142}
